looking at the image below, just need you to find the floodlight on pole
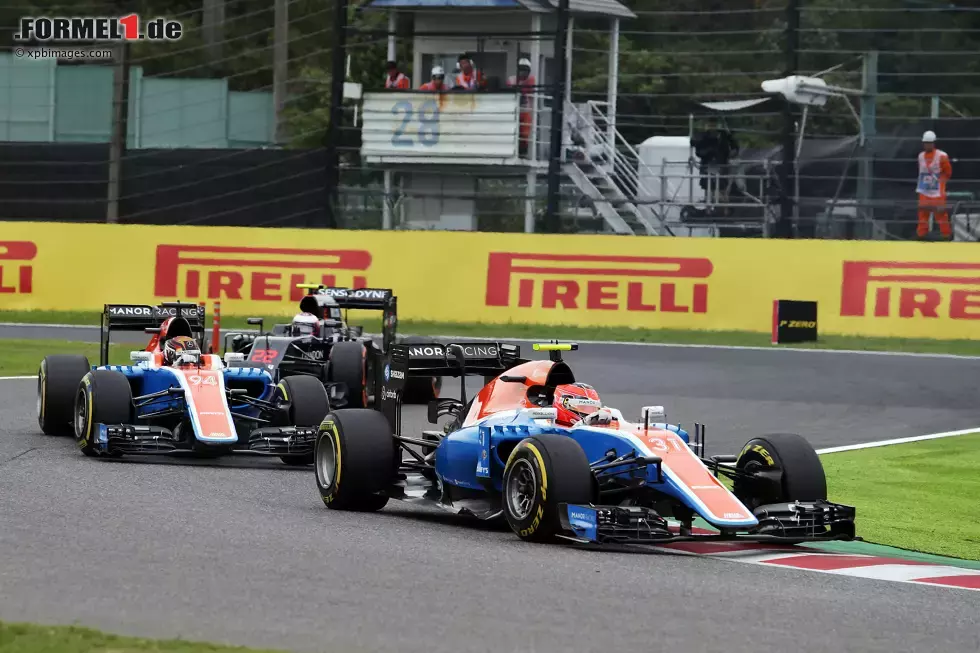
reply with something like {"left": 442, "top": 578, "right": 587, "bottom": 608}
{"left": 761, "top": 75, "right": 830, "bottom": 107}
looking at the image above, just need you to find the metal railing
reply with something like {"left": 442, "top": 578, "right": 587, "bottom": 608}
{"left": 563, "top": 100, "right": 664, "bottom": 234}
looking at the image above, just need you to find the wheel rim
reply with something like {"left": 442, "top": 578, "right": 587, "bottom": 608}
{"left": 734, "top": 459, "right": 770, "bottom": 509}
{"left": 74, "top": 389, "right": 87, "bottom": 438}
{"left": 506, "top": 458, "right": 537, "bottom": 520}
{"left": 36, "top": 372, "right": 44, "bottom": 420}
{"left": 316, "top": 433, "right": 337, "bottom": 488}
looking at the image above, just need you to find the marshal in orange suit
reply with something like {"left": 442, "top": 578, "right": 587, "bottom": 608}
{"left": 916, "top": 130, "right": 953, "bottom": 239}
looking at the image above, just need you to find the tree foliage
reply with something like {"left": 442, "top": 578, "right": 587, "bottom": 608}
{"left": 4, "top": 0, "right": 978, "bottom": 148}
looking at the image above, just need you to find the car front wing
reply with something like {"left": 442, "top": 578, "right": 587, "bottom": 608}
{"left": 558, "top": 500, "right": 856, "bottom": 546}
{"left": 92, "top": 423, "right": 319, "bottom": 456}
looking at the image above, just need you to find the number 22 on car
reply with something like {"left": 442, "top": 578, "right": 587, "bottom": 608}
{"left": 391, "top": 99, "right": 440, "bottom": 147}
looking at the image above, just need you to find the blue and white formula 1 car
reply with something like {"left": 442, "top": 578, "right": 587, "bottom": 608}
{"left": 37, "top": 302, "right": 331, "bottom": 465}
{"left": 313, "top": 342, "right": 856, "bottom": 545}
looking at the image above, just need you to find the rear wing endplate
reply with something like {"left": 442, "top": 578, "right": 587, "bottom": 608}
{"left": 378, "top": 341, "right": 524, "bottom": 433}
{"left": 99, "top": 302, "right": 205, "bottom": 366}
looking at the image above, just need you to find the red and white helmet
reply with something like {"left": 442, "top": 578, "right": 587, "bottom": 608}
{"left": 553, "top": 383, "right": 601, "bottom": 425}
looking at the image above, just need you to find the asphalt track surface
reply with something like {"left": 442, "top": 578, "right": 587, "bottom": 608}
{"left": 2, "top": 333, "right": 980, "bottom": 651}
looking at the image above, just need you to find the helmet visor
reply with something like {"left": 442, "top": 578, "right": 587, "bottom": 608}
{"left": 563, "top": 396, "right": 600, "bottom": 416}
{"left": 292, "top": 322, "right": 316, "bottom": 335}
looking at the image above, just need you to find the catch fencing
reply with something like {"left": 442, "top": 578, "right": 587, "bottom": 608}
{"left": 0, "top": 1, "right": 978, "bottom": 241}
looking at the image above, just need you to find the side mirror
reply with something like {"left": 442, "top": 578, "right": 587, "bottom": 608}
{"left": 523, "top": 407, "right": 557, "bottom": 421}
{"left": 641, "top": 405, "right": 666, "bottom": 429}
{"left": 446, "top": 344, "right": 465, "bottom": 368}
{"left": 246, "top": 317, "right": 264, "bottom": 333}
{"left": 130, "top": 351, "right": 152, "bottom": 363}
{"left": 223, "top": 352, "right": 246, "bottom": 364}
{"left": 144, "top": 327, "right": 161, "bottom": 335}
{"left": 446, "top": 344, "right": 467, "bottom": 405}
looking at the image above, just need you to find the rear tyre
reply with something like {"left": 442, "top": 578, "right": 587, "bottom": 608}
{"left": 74, "top": 370, "right": 133, "bottom": 458}
{"left": 37, "top": 355, "right": 91, "bottom": 436}
{"left": 315, "top": 409, "right": 395, "bottom": 511}
{"left": 502, "top": 434, "right": 594, "bottom": 542}
{"left": 330, "top": 341, "right": 367, "bottom": 408}
{"left": 399, "top": 336, "right": 443, "bottom": 404}
{"left": 275, "top": 375, "right": 331, "bottom": 465}
{"left": 732, "top": 433, "right": 827, "bottom": 510}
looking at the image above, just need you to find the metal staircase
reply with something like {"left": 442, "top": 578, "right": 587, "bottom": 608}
{"left": 563, "top": 101, "right": 669, "bottom": 235}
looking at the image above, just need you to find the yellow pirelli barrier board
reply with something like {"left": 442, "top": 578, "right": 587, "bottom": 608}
{"left": 2, "top": 222, "right": 979, "bottom": 340}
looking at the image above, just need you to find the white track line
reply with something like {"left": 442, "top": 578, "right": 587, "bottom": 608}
{"left": 422, "top": 333, "right": 980, "bottom": 360}
{"left": 0, "top": 376, "right": 36, "bottom": 380}
{"left": 1, "top": 322, "right": 978, "bottom": 360}
{"left": 0, "top": 321, "right": 101, "bottom": 329}
{"left": 0, "top": 322, "right": 259, "bottom": 334}
{"left": 816, "top": 427, "right": 980, "bottom": 454}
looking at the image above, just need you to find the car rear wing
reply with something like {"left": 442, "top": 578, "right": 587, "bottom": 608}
{"left": 378, "top": 341, "right": 524, "bottom": 433}
{"left": 296, "top": 285, "right": 397, "bottom": 352}
{"left": 387, "top": 342, "right": 523, "bottom": 378}
{"left": 99, "top": 302, "right": 205, "bottom": 366}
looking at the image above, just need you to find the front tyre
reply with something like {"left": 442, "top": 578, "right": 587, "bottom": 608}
{"left": 732, "top": 433, "right": 827, "bottom": 510}
{"left": 315, "top": 409, "right": 396, "bottom": 511}
{"left": 275, "top": 375, "right": 331, "bottom": 465}
{"left": 502, "top": 434, "right": 594, "bottom": 542}
{"left": 74, "top": 370, "right": 133, "bottom": 458}
{"left": 38, "top": 355, "right": 91, "bottom": 436}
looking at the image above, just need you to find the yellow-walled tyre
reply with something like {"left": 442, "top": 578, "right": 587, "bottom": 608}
{"left": 502, "top": 434, "right": 594, "bottom": 543}
{"left": 732, "top": 433, "right": 827, "bottom": 510}
{"left": 74, "top": 370, "right": 133, "bottom": 458}
{"left": 37, "top": 355, "right": 90, "bottom": 436}
{"left": 315, "top": 409, "right": 395, "bottom": 511}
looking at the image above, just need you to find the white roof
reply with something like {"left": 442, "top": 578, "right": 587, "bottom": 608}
{"left": 529, "top": 0, "right": 636, "bottom": 18}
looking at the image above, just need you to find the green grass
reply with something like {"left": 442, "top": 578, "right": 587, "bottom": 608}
{"left": 4, "top": 309, "right": 980, "bottom": 356}
{"left": 823, "top": 433, "right": 980, "bottom": 561}
{"left": 0, "top": 620, "right": 288, "bottom": 652}
{"left": 0, "top": 340, "right": 132, "bottom": 376}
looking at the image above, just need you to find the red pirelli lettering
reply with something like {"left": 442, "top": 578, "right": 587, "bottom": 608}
{"left": 154, "top": 245, "right": 371, "bottom": 301}
{"left": 0, "top": 241, "right": 37, "bottom": 295}
{"left": 485, "top": 252, "right": 713, "bottom": 313}
{"left": 841, "top": 260, "right": 980, "bottom": 320}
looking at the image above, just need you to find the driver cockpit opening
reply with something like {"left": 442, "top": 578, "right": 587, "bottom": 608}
{"left": 299, "top": 295, "right": 344, "bottom": 322}
{"left": 160, "top": 317, "right": 193, "bottom": 347}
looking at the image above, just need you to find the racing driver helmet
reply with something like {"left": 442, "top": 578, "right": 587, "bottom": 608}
{"left": 163, "top": 335, "right": 201, "bottom": 366}
{"left": 553, "top": 383, "right": 601, "bottom": 425}
{"left": 290, "top": 312, "right": 320, "bottom": 336}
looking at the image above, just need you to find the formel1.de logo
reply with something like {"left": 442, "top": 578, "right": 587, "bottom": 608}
{"left": 14, "top": 15, "right": 183, "bottom": 42}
